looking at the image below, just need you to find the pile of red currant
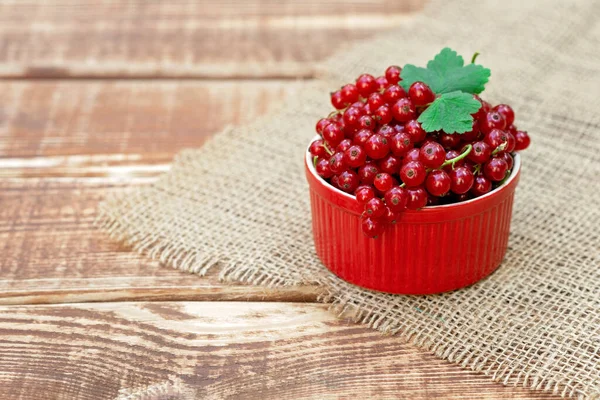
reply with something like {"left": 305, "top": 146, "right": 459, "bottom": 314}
{"left": 310, "top": 66, "right": 531, "bottom": 238}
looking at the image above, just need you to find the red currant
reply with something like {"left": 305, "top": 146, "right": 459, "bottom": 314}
{"left": 375, "top": 76, "right": 389, "bottom": 91}
{"left": 322, "top": 122, "right": 344, "bottom": 147}
{"left": 377, "top": 124, "right": 395, "bottom": 139}
{"left": 468, "top": 141, "right": 492, "bottom": 164}
{"left": 392, "top": 98, "right": 416, "bottom": 122}
{"left": 499, "top": 152, "right": 514, "bottom": 170}
{"left": 408, "top": 81, "right": 436, "bottom": 106}
{"left": 504, "top": 132, "right": 516, "bottom": 153}
{"left": 449, "top": 167, "right": 474, "bottom": 194}
{"left": 471, "top": 175, "right": 492, "bottom": 197}
{"left": 383, "top": 85, "right": 407, "bottom": 105}
{"left": 403, "top": 148, "right": 421, "bottom": 163}
{"left": 472, "top": 94, "right": 488, "bottom": 121}
{"left": 404, "top": 120, "right": 427, "bottom": 143}
{"left": 356, "top": 74, "right": 377, "bottom": 97}
{"left": 316, "top": 118, "right": 330, "bottom": 135}
{"left": 355, "top": 185, "right": 375, "bottom": 205}
{"left": 492, "top": 104, "right": 515, "bottom": 126}
{"left": 361, "top": 216, "right": 385, "bottom": 238}
{"left": 336, "top": 138, "right": 353, "bottom": 153}
{"left": 363, "top": 103, "right": 372, "bottom": 115}
{"left": 461, "top": 121, "right": 481, "bottom": 142}
{"left": 338, "top": 170, "right": 359, "bottom": 193}
{"left": 507, "top": 124, "right": 517, "bottom": 135}
{"left": 480, "top": 111, "right": 506, "bottom": 135}
{"left": 331, "top": 91, "right": 345, "bottom": 109}
{"left": 420, "top": 142, "right": 446, "bottom": 169}
{"left": 357, "top": 115, "right": 375, "bottom": 131}
{"left": 328, "top": 152, "right": 347, "bottom": 174}
{"left": 330, "top": 175, "right": 340, "bottom": 189}
{"left": 364, "top": 197, "right": 386, "bottom": 218}
{"left": 425, "top": 169, "right": 451, "bottom": 197}
{"left": 315, "top": 158, "right": 333, "bottom": 178}
{"left": 406, "top": 187, "right": 428, "bottom": 210}
{"left": 374, "top": 173, "right": 394, "bottom": 192}
{"left": 454, "top": 192, "right": 472, "bottom": 202}
{"left": 378, "top": 154, "right": 400, "bottom": 174}
{"left": 384, "top": 186, "right": 408, "bottom": 212}
{"left": 364, "top": 134, "right": 390, "bottom": 160}
{"left": 438, "top": 133, "right": 461, "bottom": 149}
{"left": 368, "top": 93, "right": 385, "bottom": 110}
{"left": 309, "top": 139, "right": 327, "bottom": 158}
{"left": 384, "top": 207, "right": 400, "bottom": 225}
{"left": 358, "top": 162, "right": 379, "bottom": 185}
{"left": 344, "top": 145, "right": 367, "bottom": 168}
{"left": 340, "top": 84, "right": 359, "bottom": 105}
{"left": 343, "top": 107, "right": 362, "bottom": 128}
{"left": 400, "top": 161, "right": 426, "bottom": 187}
{"left": 353, "top": 129, "right": 373, "bottom": 147}
{"left": 385, "top": 65, "right": 402, "bottom": 84}
{"left": 374, "top": 105, "right": 392, "bottom": 125}
{"left": 484, "top": 129, "right": 509, "bottom": 151}
{"left": 483, "top": 157, "right": 508, "bottom": 182}
{"left": 390, "top": 132, "right": 413, "bottom": 157}
{"left": 442, "top": 150, "right": 464, "bottom": 172}
{"left": 514, "top": 130, "right": 530, "bottom": 150}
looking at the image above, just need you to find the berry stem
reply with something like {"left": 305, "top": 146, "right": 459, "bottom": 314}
{"left": 441, "top": 144, "right": 472, "bottom": 168}
{"left": 471, "top": 52, "right": 480, "bottom": 64}
{"left": 491, "top": 142, "right": 507, "bottom": 156}
{"left": 399, "top": 182, "right": 406, "bottom": 188}
{"left": 323, "top": 142, "right": 334, "bottom": 156}
{"left": 312, "top": 156, "right": 318, "bottom": 168}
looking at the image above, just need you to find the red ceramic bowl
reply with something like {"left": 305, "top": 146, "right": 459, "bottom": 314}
{"left": 305, "top": 139, "right": 521, "bottom": 295}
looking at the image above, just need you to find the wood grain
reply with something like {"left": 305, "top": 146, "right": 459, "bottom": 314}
{"left": 0, "top": 301, "right": 559, "bottom": 399}
{"left": 0, "top": 178, "right": 320, "bottom": 305}
{"left": 0, "top": 0, "right": 424, "bottom": 79}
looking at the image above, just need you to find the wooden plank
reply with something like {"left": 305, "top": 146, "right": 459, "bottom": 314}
{"left": 0, "top": 80, "right": 298, "bottom": 160}
{"left": 0, "top": 178, "right": 320, "bottom": 304}
{"left": 0, "top": 301, "right": 559, "bottom": 399}
{"left": 0, "top": 0, "right": 424, "bottom": 79}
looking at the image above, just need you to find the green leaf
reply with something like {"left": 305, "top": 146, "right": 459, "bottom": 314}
{"left": 417, "top": 91, "right": 482, "bottom": 134}
{"left": 400, "top": 48, "right": 491, "bottom": 94}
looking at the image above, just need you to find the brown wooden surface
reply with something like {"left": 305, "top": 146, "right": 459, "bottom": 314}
{"left": 0, "top": 1, "right": 559, "bottom": 399}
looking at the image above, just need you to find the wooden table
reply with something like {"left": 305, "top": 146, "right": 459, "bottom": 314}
{"left": 0, "top": 2, "right": 558, "bottom": 399}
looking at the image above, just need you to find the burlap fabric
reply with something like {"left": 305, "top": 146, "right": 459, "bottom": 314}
{"left": 100, "top": 0, "right": 600, "bottom": 398}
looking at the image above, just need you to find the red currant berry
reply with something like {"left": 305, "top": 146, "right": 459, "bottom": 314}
{"left": 357, "top": 115, "right": 375, "bottom": 131}
{"left": 419, "top": 142, "right": 446, "bottom": 169}
{"left": 449, "top": 167, "right": 474, "bottom": 194}
{"left": 483, "top": 157, "right": 509, "bottom": 182}
{"left": 492, "top": 104, "right": 515, "bottom": 126}
{"left": 507, "top": 124, "right": 517, "bottom": 135}
{"left": 328, "top": 152, "right": 347, "bottom": 174}
{"left": 406, "top": 187, "right": 428, "bottom": 210}
{"left": 384, "top": 207, "right": 400, "bottom": 225}
{"left": 480, "top": 111, "right": 506, "bottom": 135}
{"left": 504, "top": 132, "right": 516, "bottom": 153}
{"left": 356, "top": 74, "right": 377, "bottom": 97}
{"left": 351, "top": 101, "right": 365, "bottom": 110}
{"left": 404, "top": 120, "right": 427, "bottom": 143}
{"left": 499, "top": 152, "right": 514, "bottom": 170}
{"left": 392, "top": 98, "right": 416, "bottom": 122}
{"left": 367, "top": 93, "right": 385, "bottom": 111}
{"left": 390, "top": 132, "right": 413, "bottom": 157}
{"left": 382, "top": 85, "right": 407, "bottom": 105}
{"left": 340, "top": 84, "right": 359, "bottom": 105}
{"left": 315, "top": 158, "right": 333, "bottom": 178}
{"left": 336, "top": 138, "right": 353, "bottom": 153}
{"left": 403, "top": 148, "right": 421, "bottom": 163}
{"left": 392, "top": 123, "right": 405, "bottom": 133}
{"left": 309, "top": 139, "right": 327, "bottom": 158}
{"left": 364, "top": 197, "right": 386, "bottom": 218}
{"left": 338, "top": 170, "right": 359, "bottom": 193}
{"left": 442, "top": 150, "right": 464, "bottom": 172}
{"left": 361, "top": 216, "right": 385, "bottom": 238}
{"left": 330, "top": 175, "right": 340, "bottom": 189}
{"left": 377, "top": 154, "right": 400, "bottom": 174}
{"left": 374, "top": 105, "right": 392, "bottom": 125}
{"left": 322, "top": 122, "right": 344, "bottom": 147}
{"left": 400, "top": 161, "right": 426, "bottom": 187}
{"left": 408, "top": 81, "right": 436, "bottom": 106}
{"left": 353, "top": 129, "right": 373, "bottom": 147}
{"left": 514, "top": 130, "right": 530, "bottom": 151}
{"left": 385, "top": 65, "right": 402, "bottom": 84}
{"left": 316, "top": 118, "right": 330, "bottom": 135}
{"left": 425, "top": 169, "right": 451, "bottom": 197}
{"left": 384, "top": 186, "right": 408, "bottom": 212}
{"left": 427, "top": 194, "right": 441, "bottom": 206}
{"left": 343, "top": 107, "right": 362, "bottom": 128}
{"left": 377, "top": 124, "right": 395, "bottom": 139}
{"left": 344, "top": 145, "right": 367, "bottom": 168}
{"left": 471, "top": 175, "right": 492, "bottom": 197}
{"left": 355, "top": 185, "right": 375, "bottom": 205}
{"left": 374, "top": 173, "right": 394, "bottom": 192}
{"left": 484, "top": 129, "right": 509, "bottom": 151}
{"left": 364, "top": 134, "right": 390, "bottom": 160}
{"left": 472, "top": 94, "right": 488, "bottom": 121}
{"left": 461, "top": 121, "right": 481, "bottom": 142}
{"left": 363, "top": 103, "right": 372, "bottom": 115}
{"left": 331, "top": 91, "right": 345, "bottom": 109}
{"left": 468, "top": 141, "right": 492, "bottom": 164}
{"left": 358, "top": 162, "right": 379, "bottom": 185}
{"left": 375, "top": 76, "right": 389, "bottom": 91}
{"left": 438, "top": 133, "right": 461, "bottom": 149}
{"left": 454, "top": 192, "right": 472, "bottom": 202}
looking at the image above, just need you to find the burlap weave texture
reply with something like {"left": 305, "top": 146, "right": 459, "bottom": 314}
{"left": 100, "top": 0, "right": 600, "bottom": 398}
